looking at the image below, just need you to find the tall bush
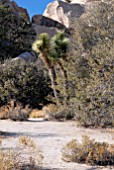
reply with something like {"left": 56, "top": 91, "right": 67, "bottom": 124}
{"left": 0, "top": 60, "right": 51, "bottom": 108}
{"left": 56, "top": 0, "right": 114, "bottom": 127}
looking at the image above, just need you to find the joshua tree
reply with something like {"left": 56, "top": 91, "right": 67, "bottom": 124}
{"left": 50, "top": 31, "right": 69, "bottom": 104}
{"left": 32, "top": 31, "right": 69, "bottom": 104}
{"left": 32, "top": 33, "right": 58, "bottom": 102}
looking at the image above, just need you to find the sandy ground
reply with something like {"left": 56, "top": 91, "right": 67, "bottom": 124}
{"left": 0, "top": 119, "right": 114, "bottom": 170}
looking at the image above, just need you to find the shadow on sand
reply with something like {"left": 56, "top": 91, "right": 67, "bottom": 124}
{"left": 0, "top": 131, "right": 60, "bottom": 139}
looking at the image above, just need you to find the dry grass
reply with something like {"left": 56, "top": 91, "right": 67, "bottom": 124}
{"left": 43, "top": 104, "right": 57, "bottom": 113}
{"left": 29, "top": 104, "right": 57, "bottom": 119}
{"left": 0, "top": 105, "right": 9, "bottom": 119}
{"left": 62, "top": 135, "right": 114, "bottom": 166}
{"left": 0, "top": 101, "right": 58, "bottom": 121}
{"left": 0, "top": 100, "right": 31, "bottom": 121}
{"left": 29, "top": 109, "right": 46, "bottom": 118}
{"left": 0, "top": 136, "right": 43, "bottom": 170}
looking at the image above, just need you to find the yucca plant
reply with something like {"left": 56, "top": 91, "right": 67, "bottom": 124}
{"left": 32, "top": 31, "right": 69, "bottom": 104}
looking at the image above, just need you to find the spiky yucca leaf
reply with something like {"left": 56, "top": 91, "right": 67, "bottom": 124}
{"left": 32, "top": 33, "right": 50, "bottom": 54}
{"left": 50, "top": 31, "right": 69, "bottom": 60}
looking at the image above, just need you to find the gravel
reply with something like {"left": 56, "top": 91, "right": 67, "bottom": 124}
{"left": 0, "top": 119, "right": 114, "bottom": 170}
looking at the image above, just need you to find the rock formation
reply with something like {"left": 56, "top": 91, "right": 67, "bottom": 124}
{"left": 32, "top": 24, "right": 58, "bottom": 38}
{"left": 31, "top": 14, "right": 67, "bottom": 38}
{"left": 0, "top": 0, "right": 88, "bottom": 38}
{"left": 0, "top": 0, "right": 91, "bottom": 60}
{"left": 0, "top": 0, "right": 30, "bottom": 22}
{"left": 12, "top": 52, "right": 37, "bottom": 63}
{"left": 43, "top": 0, "right": 85, "bottom": 28}
{"left": 63, "top": 0, "right": 88, "bottom": 4}
{"left": 11, "top": 1, "right": 30, "bottom": 22}
{"left": 32, "top": 15, "right": 66, "bottom": 30}
{"left": 31, "top": 0, "right": 87, "bottom": 38}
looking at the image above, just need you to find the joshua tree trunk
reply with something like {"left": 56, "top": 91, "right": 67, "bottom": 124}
{"left": 48, "top": 68, "right": 58, "bottom": 103}
{"left": 40, "top": 53, "right": 58, "bottom": 103}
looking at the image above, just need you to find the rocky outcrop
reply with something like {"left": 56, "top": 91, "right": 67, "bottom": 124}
{"left": 32, "top": 15, "right": 66, "bottom": 30}
{"left": 11, "top": 1, "right": 30, "bottom": 22}
{"left": 0, "top": 0, "right": 30, "bottom": 22}
{"left": 31, "top": 13, "right": 68, "bottom": 38}
{"left": 19, "top": 7, "right": 30, "bottom": 21}
{"left": 32, "top": 0, "right": 86, "bottom": 37}
{"left": 12, "top": 52, "right": 37, "bottom": 63}
{"left": 0, "top": 0, "right": 89, "bottom": 55}
{"left": 63, "top": 0, "right": 88, "bottom": 4}
{"left": 0, "top": 0, "right": 10, "bottom": 4}
{"left": 43, "top": 0, "right": 85, "bottom": 28}
{"left": 32, "top": 24, "right": 57, "bottom": 38}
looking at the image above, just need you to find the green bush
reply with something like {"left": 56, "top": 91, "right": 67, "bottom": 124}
{"left": 55, "top": 0, "right": 114, "bottom": 127}
{"left": 0, "top": 5, "right": 35, "bottom": 62}
{"left": 50, "top": 105, "right": 74, "bottom": 120}
{"left": 0, "top": 60, "right": 51, "bottom": 108}
{"left": 74, "top": 1, "right": 114, "bottom": 127}
{"left": 62, "top": 136, "right": 114, "bottom": 166}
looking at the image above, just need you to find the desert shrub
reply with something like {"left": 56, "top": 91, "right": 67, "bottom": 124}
{"left": 0, "top": 136, "right": 43, "bottom": 170}
{"left": 29, "top": 104, "right": 57, "bottom": 119}
{"left": 62, "top": 136, "right": 114, "bottom": 166}
{"left": 73, "top": 1, "right": 114, "bottom": 127}
{"left": 0, "top": 100, "right": 31, "bottom": 121}
{"left": 29, "top": 104, "right": 74, "bottom": 121}
{"left": 55, "top": 0, "right": 114, "bottom": 127}
{"left": 40, "top": 104, "right": 74, "bottom": 121}
{"left": 49, "top": 105, "right": 74, "bottom": 120}
{"left": 0, "top": 60, "right": 51, "bottom": 108}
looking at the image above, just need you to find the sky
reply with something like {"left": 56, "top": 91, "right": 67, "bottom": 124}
{"left": 14, "top": 0, "right": 53, "bottom": 19}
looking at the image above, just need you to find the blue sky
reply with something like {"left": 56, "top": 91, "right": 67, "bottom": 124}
{"left": 14, "top": 0, "right": 53, "bottom": 18}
